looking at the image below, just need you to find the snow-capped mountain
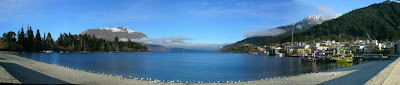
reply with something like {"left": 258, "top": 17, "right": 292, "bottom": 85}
{"left": 279, "top": 14, "right": 342, "bottom": 31}
{"left": 244, "top": 14, "right": 342, "bottom": 38}
{"left": 301, "top": 14, "right": 342, "bottom": 26}
{"left": 81, "top": 26, "right": 147, "bottom": 41}
{"left": 99, "top": 26, "right": 136, "bottom": 34}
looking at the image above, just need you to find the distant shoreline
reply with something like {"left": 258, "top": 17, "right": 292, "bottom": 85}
{"left": 8, "top": 51, "right": 148, "bottom": 54}
{"left": 0, "top": 51, "right": 397, "bottom": 84}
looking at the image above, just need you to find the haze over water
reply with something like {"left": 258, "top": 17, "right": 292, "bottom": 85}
{"left": 16, "top": 52, "right": 357, "bottom": 82}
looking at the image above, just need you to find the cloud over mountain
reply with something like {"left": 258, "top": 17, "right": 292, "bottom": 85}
{"left": 244, "top": 28, "right": 286, "bottom": 38}
{"left": 243, "top": 14, "right": 341, "bottom": 38}
{"left": 129, "top": 37, "right": 228, "bottom": 51}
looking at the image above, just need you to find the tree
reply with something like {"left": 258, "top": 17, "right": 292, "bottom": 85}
{"left": 35, "top": 29, "right": 42, "bottom": 51}
{"left": 56, "top": 33, "right": 64, "bottom": 47}
{"left": 3, "top": 31, "right": 16, "bottom": 43}
{"left": 25, "top": 26, "right": 34, "bottom": 51}
{"left": 46, "top": 32, "right": 54, "bottom": 50}
{"left": 17, "top": 27, "right": 25, "bottom": 46}
{"left": 42, "top": 32, "right": 47, "bottom": 50}
{"left": 0, "top": 39, "right": 6, "bottom": 50}
{"left": 114, "top": 36, "right": 119, "bottom": 51}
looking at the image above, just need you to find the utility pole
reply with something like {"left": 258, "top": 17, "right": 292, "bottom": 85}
{"left": 292, "top": 23, "right": 294, "bottom": 44}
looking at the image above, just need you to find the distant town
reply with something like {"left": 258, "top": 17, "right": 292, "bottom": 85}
{"left": 249, "top": 38, "right": 399, "bottom": 62}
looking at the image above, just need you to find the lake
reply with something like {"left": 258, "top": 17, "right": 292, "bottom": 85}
{"left": 16, "top": 52, "right": 357, "bottom": 82}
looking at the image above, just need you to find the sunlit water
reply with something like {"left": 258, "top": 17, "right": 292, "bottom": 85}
{"left": 16, "top": 52, "right": 360, "bottom": 82}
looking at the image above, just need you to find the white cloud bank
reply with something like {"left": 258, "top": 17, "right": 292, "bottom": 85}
{"left": 243, "top": 3, "right": 343, "bottom": 38}
{"left": 243, "top": 28, "right": 286, "bottom": 38}
{"left": 124, "top": 36, "right": 229, "bottom": 51}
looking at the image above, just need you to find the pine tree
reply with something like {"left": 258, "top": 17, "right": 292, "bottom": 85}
{"left": 114, "top": 36, "right": 119, "bottom": 51}
{"left": 26, "top": 26, "right": 34, "bottom": 51}
{"left": 17, "top": 27, "right": 25, "bottom": 48}
{"left": 46, "top": 32, "right": 53, "bottom": 50}
{"left": 35, "top": 29, "right": 42, "bottom": 51}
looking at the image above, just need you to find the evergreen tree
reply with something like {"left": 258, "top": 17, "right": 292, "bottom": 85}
{"left": 114, "top": 36, "right": 119, "bottom": 51}
{"left": 46, "top": 32, "right": 53, "bottom": 50}
{"left": 35, "top": 29, "right": 42, "bottom": 51}
{"left": 17, "top": 27, "right": 25, "bottom": 47}
{"left": 26, "top": 26, "right": 34, "bottom": 51}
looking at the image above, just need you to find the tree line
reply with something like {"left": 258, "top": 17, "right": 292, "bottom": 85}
{"left": 0, "top": 25, "right": 148, "bottom": 52}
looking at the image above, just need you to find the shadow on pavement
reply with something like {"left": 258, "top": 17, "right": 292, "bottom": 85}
{"left": 0, "top": 62, "right": 70, "bottom": 84}
{"left": 318, "top": 60, "right": 393, "bottom": 85}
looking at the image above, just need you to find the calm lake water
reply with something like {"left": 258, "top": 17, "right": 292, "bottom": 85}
{"left": 16, "top": 52, "right": 357, "bottom": 82}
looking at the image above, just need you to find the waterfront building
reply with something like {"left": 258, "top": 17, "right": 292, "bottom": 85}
{"left": 391, "top": 40, "right": 400, "bottom": 54}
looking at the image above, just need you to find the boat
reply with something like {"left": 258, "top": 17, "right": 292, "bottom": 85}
{"left": 302, "top": 54, "right": 318, "bottom": 62}
{"left": 331, "top": 56, "right": 353, "bottom": 63}
{"left": 43, "top": 50, "right": 53, "bottom": 53}
{"left": 302, "top": 56, "right": 312, "bottom": 62}
{"left": 339, "top": 56, "right": 353, "bottom": 63}
{"left": 275, "top": 53, "right": 284, "bottom": 57}
{"left": 330, "top": 56, "right": 340, "bottom": 61}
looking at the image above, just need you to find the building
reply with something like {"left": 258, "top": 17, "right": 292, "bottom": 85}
{"left": 297, "top": 49, "right": 311, "bottom": 54}
{"left": 364, "top": 40, "right": 382, "bottom": 53}
{"left": 391, "top": 40, "right": 400, "bottom": 54}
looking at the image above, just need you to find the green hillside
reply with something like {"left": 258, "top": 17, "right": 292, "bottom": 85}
{"left": 284, "top": 1, "right": 400, "bottom": 42}
{"left": 219, "top": 1, "right": 400, "bottom": 53}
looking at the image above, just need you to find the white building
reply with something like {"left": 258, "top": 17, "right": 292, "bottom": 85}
{"left": 364, "top": 40, "right": 382, "bottom": 53}
{"left": 323, "top": 40, "right": 336, "bottom": 46}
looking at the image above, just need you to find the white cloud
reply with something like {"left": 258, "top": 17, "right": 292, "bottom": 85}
{"left": 316, "top": 5, "right": 338, "bottom": 16}
{"left": 244, "top": 28, "right": 286, "bottom": 38}
{"left": 295, "top": 24, "right": 303, "bottom": 29}
{"left": 129, "top": 36, "right": 226, "bottom": 51}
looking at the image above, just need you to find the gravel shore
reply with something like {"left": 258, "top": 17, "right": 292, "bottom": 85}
{"left": 0, "top": 51, "right": 397, "bottom": 84}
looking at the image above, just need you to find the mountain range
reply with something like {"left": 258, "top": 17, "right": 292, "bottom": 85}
{"left": 81, "top": 26, "right": 148, "bottom": 41}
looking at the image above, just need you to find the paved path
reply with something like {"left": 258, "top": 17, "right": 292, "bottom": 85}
{"left": 366, "top": 57, "right": 400, "bottom": 85}
{"left": 0, "top": 52, "right": 156, "bottom": 85}
{"left": 0, "top": 62, "right": 69, "bottom": 84}
{"left": 0, "top": 58, "right": 20, "bottom": 84}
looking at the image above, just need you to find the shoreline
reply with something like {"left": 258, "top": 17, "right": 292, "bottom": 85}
{"left": 0, "top": 51, "right": 398, "bottom": 84}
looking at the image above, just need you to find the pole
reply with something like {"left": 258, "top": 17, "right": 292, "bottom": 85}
{"left": 292, "top": 23, "right": 294, "bottom": 44}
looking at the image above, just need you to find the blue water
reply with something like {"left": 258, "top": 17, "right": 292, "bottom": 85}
{"left": 16, "top": 52, "right": 355, "bottom": 82}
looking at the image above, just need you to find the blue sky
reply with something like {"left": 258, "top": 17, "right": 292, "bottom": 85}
{"left": 0, "top": 0, "right": 387, "bottom": 50}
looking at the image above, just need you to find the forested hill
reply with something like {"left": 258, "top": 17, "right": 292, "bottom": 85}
{"left": 280, "top": 1, "right": 400, "bottom": 43}
{"left": 218, "top": 1, "right": 400, "bottom": 53}
{"left": 0, "top": 26, "right": 148, "bottom": 52}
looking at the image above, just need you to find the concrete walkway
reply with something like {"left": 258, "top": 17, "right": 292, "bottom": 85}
{"left": 0, "top": 52, "right": 156, "bottom": 84}
{"left": 366, "top": 57, "right": 400, "bottom": 85}
{"left": 0, "top": 61, "right": 70, "bottom": 84}
{"left": 0, "top": 61, "right": 20, "bottom": 84}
